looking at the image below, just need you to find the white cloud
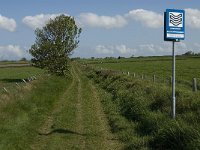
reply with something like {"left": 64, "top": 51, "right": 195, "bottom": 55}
{"left": 137, "top": 42, "right": 187, "bottom": 56}
{"left": 176, "top": 42, "right": 187, "bottom": 52}
{"left": 193, "top": 43, "right": 200, "bottom": 53}
{"left": 0, "top": 45, "right": 27, "bottom": 60}
{"left": 78, "top": 9, "right": 163, "bottom": 29}
{"left": 95, "top": 45, "right": 115, "bottom": 54}
{"left": 194, "top": 43, "right": 200, "bottom": 48}
{"left": 125, "top": 9, "right": 163, "bottom": 28}
{"left": 139, "top": 44, "right": 161, "bottom": 54}
{"left": 185, "top": 8, "right": 200, "bottom": 28}
{"left": 0, "top": 15, "right": 16, "bottom": 32}
{"left": 116, "top": 44, "right": 135, "bottom": 54}
{"left": 95, "top": 44, "right": 135, "bottom": 55}
{"left": 95, "top": 43, "right": 187, "bottom": 57}
{"left": 75, "top": 42, "right": 191, "bottom": 58}
{"left": 22, "top": 13, "right": 67, "bottom": 29}
{"left": 78, "top": 13, "right": 128, "bottom": 29}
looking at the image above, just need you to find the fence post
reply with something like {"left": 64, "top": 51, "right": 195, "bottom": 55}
{"left": 193, "top": 78, "right": 197, "bottom": 92}
{"left": 22, "top": 79, "right": 27, "bottom": 84}
{"left": 16, "top": 83, "right": 20, "bottom": 87}
{"left": 141, "top": 74, "right": 144, "bottom": 79}
{"left": 133, "top": 73, "right": 136, "bottom": 78}
{"left": 3, "top": 87, "right": 8, "bottom": 93}
{"left": 153, "top": 75, "right": 156, "bottom": 83}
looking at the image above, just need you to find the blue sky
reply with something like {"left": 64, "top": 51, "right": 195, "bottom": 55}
{"left": 0, "top": 0, "right": 200, "bottom": 60}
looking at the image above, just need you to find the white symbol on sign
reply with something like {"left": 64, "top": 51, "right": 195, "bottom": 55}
{"left": 169, "top": 12, "right": 183, "bottom": 27}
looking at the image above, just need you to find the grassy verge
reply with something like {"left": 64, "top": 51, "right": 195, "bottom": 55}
{"left": 83, "top": 65, "right": 200, "bottom": 149}
{"left": 81, "top": 56, "right": 200, "bottom": 91}
{"left": 30, "top": 63, "right": 123, "bottom": 149}
{"left": 0, "top": 66, "right": 44, "bottom": 95}
{"left": 0, "top": 74, "right": 70, "bottom": 149}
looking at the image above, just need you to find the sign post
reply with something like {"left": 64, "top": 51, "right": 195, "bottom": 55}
{"left": 172, "top": 40, "right": 175, "bottom": 119}
{"left": 164, "top": 9, "right": 185, "bottom": 119}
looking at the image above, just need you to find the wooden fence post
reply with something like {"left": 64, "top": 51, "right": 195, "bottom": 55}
{"left": 22, "top": 79, "right": 27, "bottom": 84}
{"left": 3, "top": 87, "right": 8, "bottom": 93}
{"left": 16, "top": 83, "right": 20, "bottom": 87}
{"left": 193, "top": 78, "right": 197, "bottom": 92}
{"left": 153, "top": 75, "right": 156, "bottom": 83}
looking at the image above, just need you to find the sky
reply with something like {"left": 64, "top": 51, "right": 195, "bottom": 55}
{"left": 0, "top": 0, "right": 200, "bottom": 60}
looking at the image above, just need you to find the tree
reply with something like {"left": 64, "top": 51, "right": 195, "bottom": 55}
{"left": 182, "top": 51, "right": 194, "bottom": 56}
{"left": 20, "top": 57, "right": 27, "bottom": 61}
{"left": 29, "top": 14, "right": 82, "bottom": 75}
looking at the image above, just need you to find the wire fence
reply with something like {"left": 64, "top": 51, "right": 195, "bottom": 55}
{"left": 0, "top": 74, "right": 42, "bottom": 96}
{"left": 89, "top": 66, "right": 199, "bottom": 92}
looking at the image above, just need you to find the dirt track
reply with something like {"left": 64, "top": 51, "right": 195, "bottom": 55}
{"left": 31, "top": 63, "right": 123, "bottom": 150}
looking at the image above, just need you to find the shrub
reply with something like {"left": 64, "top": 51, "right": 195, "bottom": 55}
{"left": 150, "top": 120, "right": 200, "bottom": 149}
{"left": 82, "top": 66, "right": 200, "bottom": 149}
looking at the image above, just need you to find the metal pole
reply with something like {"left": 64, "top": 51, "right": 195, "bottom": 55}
{"left": 172, "top": 41, "right": 176, "bottom": 119}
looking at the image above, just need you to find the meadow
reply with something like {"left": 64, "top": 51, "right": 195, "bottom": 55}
{"left": 81, "top": 56, "right": 200, "bottom": 149}
{"left": 1, "top": 57, "right": 200, "bottom": 149}
{"left": 82, "top": 56, "right": 200, "bottom": 91}
{"left": 0, "top": 66, "right": 44, "bottom": 95}
{"left": 0, "top": 63, "right": 123, "bottom": 149}
{"left": 0, "top": 64, "right": 74, "bottom": 149}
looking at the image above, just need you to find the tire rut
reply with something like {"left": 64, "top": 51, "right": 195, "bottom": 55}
{"left": 71, "top": 65, "right": 86, "bottom": 149}
{"left": 31, "top": 63, "right": 123, "bottom": 150}
{"left": 30, "top": 66, "right": 76, "bottom": 150}
{"left": 75, "top": 64, "right": 123, "bottom": 150}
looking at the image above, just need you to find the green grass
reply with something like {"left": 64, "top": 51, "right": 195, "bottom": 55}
{"left": 0, "top": 66, "right": 43, "bottom": 80}
{"left": 0, "top": 63, "right": 123, "bottom": 149}
{"left": 0, "top": 66, "right": 44, "bottom": 94}
{"left": 82, "top": 56, "right": 200, "bottom": 90}
{"left": 0, "top": 74, "right": 70, "bottom": 149}
{"left": 0, "top": 60, "right": 29, "bottom": 65}
{"left": 29, "top": 63, "right": 123, "bottom": 149}
{"left": 2, "top": 57, "right": 199, "bottom": 149}
{"left": 83, "top": 65, "right": 200, "bottom": 149}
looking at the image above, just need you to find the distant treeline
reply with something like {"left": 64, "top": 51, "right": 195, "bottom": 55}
{"left": 182, "top": 51, "right": 200, "bottom": 56}
{"left": 72, "top": 51, "right": 200, "bottom": 60}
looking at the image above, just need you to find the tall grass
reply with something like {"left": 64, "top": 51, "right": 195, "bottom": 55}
{"left": 0, "top": 75, "right": 70, "bottom": 149}
{"left": 0, "top": 66, "right": 44, "bottom": 95}
{"left": 82, "top": 56, "right": 200, "bottom": 90}
{"left": 83, "top": 65, "right": 200, "bottom": 149}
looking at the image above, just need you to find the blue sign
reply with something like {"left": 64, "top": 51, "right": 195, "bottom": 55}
{"left": 164, "top": 9, "right": 185, "bottom": 41}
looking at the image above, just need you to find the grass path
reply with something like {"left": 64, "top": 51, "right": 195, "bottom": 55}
{"left": 31, "top": 63, "right": 123, "bottom": 150}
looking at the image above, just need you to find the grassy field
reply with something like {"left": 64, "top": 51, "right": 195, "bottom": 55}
{"left": 0, "top": 66, "right": 44, "bottom": 95}
{"left": 81, "top": 56, "right": 200, "bottom": 149}
{"left": 0, "top": 60, "right": 29, "bottom": 65}
{"left": 82, "top": 56, "right": 200, "bottom": 90}
{"left": 0, "top": 62, "right": 123, "bottom": 149}
{"left": 1, "top": 58, "right": 200, "bottom": 149}
{"left": 0, "top": 74, "right": 70, "bottom": 149}
{"left": 0, "top": 67, "right": 43, "bottom": 80}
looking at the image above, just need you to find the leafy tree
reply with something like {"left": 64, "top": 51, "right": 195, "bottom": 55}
{"left": 20, "top": 57, "right": 27, "bottom": 61}
{"left": 29, "top": 14, "right": 82, "bottom": 75}
{"left": 183, "top": 51, "right": 194, "bottom": 56}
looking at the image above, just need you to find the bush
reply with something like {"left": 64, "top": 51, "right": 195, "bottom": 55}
{"left": 149, "top": 87, "right": 171, "bottom": 113}
{"left": 137, "top": 112, "right": 169, "bottom": 136}
{"left": 150, "top": 120, "right": 200, "bottom": 149}
{"left": 82, "top": 66, "right": 200, "bottom": 149}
